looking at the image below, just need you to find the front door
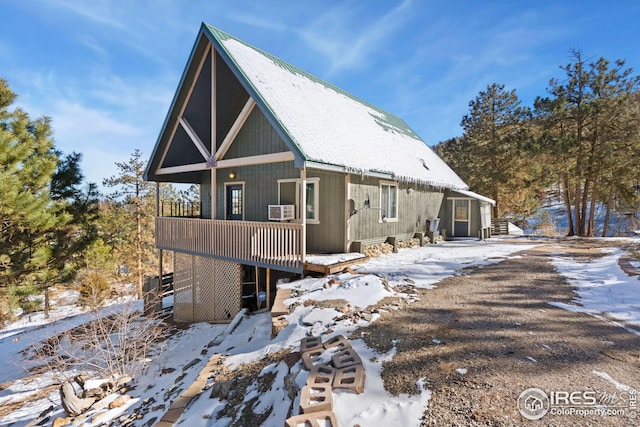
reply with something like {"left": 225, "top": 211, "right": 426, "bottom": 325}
{"left": 453, "top": 199, "right": 470, "bottom": 237}
{"left": 226, "top": 184, "right": 244, "bottom": 220}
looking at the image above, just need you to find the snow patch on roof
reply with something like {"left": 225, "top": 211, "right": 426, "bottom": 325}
{"left": 220, "top": 37, "right": 468, "bottom": 189}
{"left": 455, "top": 189, "right": 496, "bottom": 205}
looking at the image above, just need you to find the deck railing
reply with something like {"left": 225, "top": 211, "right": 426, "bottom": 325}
{"left": 155, "top": 217, "right": 303, "bottom": 272}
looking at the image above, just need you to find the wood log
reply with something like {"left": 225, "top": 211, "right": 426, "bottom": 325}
{"left": 59, "top": 382, "right": 96, "bottom": 417}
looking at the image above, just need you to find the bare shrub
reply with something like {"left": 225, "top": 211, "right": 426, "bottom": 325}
{"left": 27, "top": 295, "right": 169, "bottom": 385}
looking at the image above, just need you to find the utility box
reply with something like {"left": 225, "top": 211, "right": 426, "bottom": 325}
{"left": 268, "top": 205, "right": 295, "bottom": 221}
{"left": 426, "top": 218, "right": 441, "bottom": 243}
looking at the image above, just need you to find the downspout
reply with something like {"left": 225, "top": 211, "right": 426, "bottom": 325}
{"left": 300, "top": 168, "right": 307, "bottom": 274}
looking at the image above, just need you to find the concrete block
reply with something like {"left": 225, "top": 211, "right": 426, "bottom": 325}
{"left": 351, "top": 241, "right": 364, "bottom": 254}
{"left": 285, "top": 411, "right": 338, "bottom": 427}
{"left": 300, "top": 336, "right": 324, "bottom": 353}
{"left": 333, "top": 364, "right": 366, "bottom": 394}
{"left": 323, "top": 335, "right": 351, "bottom": 352}
{"left": 299, "top": 384, "right": 333, "bottom": 414}
{"left": 306, "top": 363, "right": 335, "bottom": 386}
{"left": 385, "top": 236, "right": 398, "bottom": 253}
{"left": 331, "top": 348, "right": 362, "bottom": 369}
{"left": 301, "top": 347, "right": 324, "bottom": 370}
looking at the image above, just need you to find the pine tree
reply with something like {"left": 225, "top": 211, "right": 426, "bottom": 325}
{"left": 537, "top": 51, "right": 640, "bottom": 236}
{"left": 454, "top": 83, "right": 534, "bottom": 218}
{"left": 103, "top": 149, "right": 156, "bottom": 299}
{"left": 37, "top": 152, "right": 99, "bottom": 316}
{"left": 0, "top": 79, "right": 100, "bottom": 318}
{"left": 0, "top": 79, "right": 60, "bottom": 313}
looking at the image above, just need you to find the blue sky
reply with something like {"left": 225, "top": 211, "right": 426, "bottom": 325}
{"left": 2, "top": 0, "right": 639, "bottom": 189}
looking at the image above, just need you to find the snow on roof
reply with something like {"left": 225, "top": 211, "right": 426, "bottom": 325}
{"left": 455, "top": 189, "right": 496, "bottom": 205}
{"left": 211, "top": 26, "right": 467, "bottom": 190}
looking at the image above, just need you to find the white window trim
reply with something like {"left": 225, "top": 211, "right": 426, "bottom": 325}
{"left": 277, "top": 178, "right": 320, "bottom": 224}
{"left": 379, "top": 180, "right": 399, "bottom": 223}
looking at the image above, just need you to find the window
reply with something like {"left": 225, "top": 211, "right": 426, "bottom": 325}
{"left": 277, "top": 178, "right": 319, "bottom": 223}
{"left": 380, "top": 182, "right": 398, "bottom": 222}
{"left": 305, "top": 181, "right": 318, "bottom": 221}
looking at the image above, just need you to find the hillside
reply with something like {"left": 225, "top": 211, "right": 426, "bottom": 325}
{"left": 1, "top": 237, "right": 639, "bottom": 426}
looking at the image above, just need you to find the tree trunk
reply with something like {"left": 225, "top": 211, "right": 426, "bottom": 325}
{"left": 574, "top": 110, "right": 585, "bottom": 236}
{"left": 563, "top": 174, "right": 575, "bottom": 236}
{"left": 492, "top": 192, "right": 499, "bottom": 218}
{"left": 602, "top": 202, "right": 612, "bottom": 237}
{"left": 586, "top": 179, "right": 600, "bottom": 237}
{"left": 573, "top": 180, "right": 583, "bottom": 236}
{"left": 136, "top": 182, "right": 143, "bottom": 300}
{"left": 580, "top": 177, "right": 591, "bottom": 236}
{"left": 602, "top": 190, "right": 613, "bottom": 237}
{"left": 44, "top": 286, "right": 50, "bottom": 319}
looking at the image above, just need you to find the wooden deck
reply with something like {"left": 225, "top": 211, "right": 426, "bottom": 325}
{"left": 304, "top": 254, "right": 369, "bottom": 275}
{"left": 491, "top": 218, "right": 509, "bottom": 235}
{"left": 155, "top": 217, "right": 304, "bottom": 272}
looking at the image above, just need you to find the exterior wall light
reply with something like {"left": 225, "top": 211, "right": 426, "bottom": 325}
{"left": 229, "top": 171, "right": 235, "bottom": 179}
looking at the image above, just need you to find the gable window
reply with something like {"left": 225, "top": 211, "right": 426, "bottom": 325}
{"left": 380, "top": 181, "right": 398, "bottom": 222}
{"left": 278, "top": 178, "right": 320, "bottom": 224}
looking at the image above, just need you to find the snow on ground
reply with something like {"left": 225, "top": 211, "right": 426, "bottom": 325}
{"left": 2, "top": 239, "right": 640, "bottom": 426}
{"left": 354, "top": 240, "right": 538, "bottom": 289}
{"left": 549, "top": 247, "right": 640, "bottom": 328}
{"left": 305, "top": 252, "right": 366, "bottom": 266}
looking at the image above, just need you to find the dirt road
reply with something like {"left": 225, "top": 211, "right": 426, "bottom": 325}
{"left": 362, "top": 241, "right": 640, "bottom": 426}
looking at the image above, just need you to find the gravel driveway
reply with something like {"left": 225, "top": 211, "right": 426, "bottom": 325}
{"left": 362, "top": 240, "right": 640, "bottom": 426}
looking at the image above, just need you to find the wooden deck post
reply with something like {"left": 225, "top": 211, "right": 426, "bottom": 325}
{"left": 255, "top": 266, "right": 260, "bottom": 308}
{"left": 266, "top": 268, "right": 271, "bottom": 310}
{"left": 155, "top": 182, "right": 163, "bottom": 305}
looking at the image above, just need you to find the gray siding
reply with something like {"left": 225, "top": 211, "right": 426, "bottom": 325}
{"left": 215, "top": 106, "right": 296, "bottom": 220}
{"left": 216, "top": 162, "right": 297, "bottom": 221}
{"left": 306, "top": 170, "right": 346, "bottom": 253}
{"left": 201, "top": 170, "right": 212, "bottom": 219}
{"left": 224, "top": 108, "right": 289, "bottom": 159}
{"left": 348, "top": 176, "right": 444, "bottom": 247}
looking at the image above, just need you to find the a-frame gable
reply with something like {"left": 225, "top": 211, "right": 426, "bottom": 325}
{"left": 145, "top": 24, "right": 304, "bottom": 183}
{"left": 144, "top": 33, "right": 211, "bottom": 182}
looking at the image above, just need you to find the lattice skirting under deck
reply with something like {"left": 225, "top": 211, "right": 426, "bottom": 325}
{"left": 172, "top": 252, "right": 241, "bottom": 323}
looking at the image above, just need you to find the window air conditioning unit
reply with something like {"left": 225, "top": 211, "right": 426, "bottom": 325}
{"left": 268, "top": 205, "right": 295, "bottom": 221}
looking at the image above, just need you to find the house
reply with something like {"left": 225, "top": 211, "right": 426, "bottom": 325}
{"left": 144, "top": 23, "right": 494, "bottom": 322}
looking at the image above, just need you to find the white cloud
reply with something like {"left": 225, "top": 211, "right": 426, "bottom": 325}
{"left": 48, "top": 100, "right": 151, "bottom": 186}
{"left": 298, "top": 0, "right": 414, "bottom": 76}
{"left": 11, "top": 66, "right": 172, "bottom": 190}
